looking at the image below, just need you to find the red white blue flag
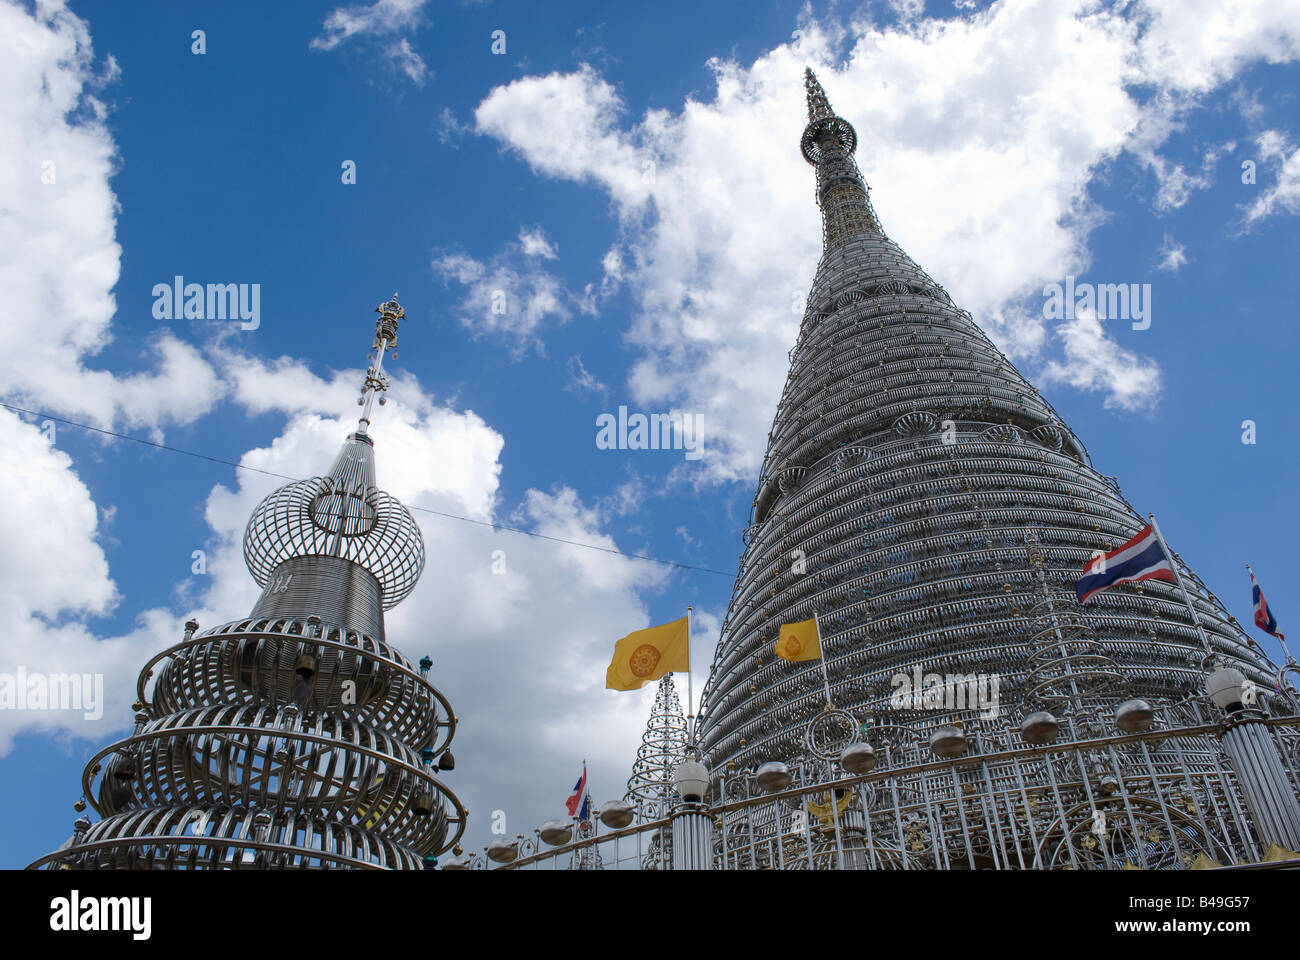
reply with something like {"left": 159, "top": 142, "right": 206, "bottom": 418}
{"left": 1250, "top": 569, "right": 1284, "bottom": 640}
{"left": 1076, "top": 524, "right": 1175, "bottom": 604}
{"left": 565, "top": 766, "right": 587, "bottom": 817}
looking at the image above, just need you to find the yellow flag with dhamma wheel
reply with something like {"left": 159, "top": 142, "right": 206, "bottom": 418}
{"left": 606, "top": 616, "right": 690, "bottom": 691}
{"left": 775, "top": 617, "right": 821, "bottom": 662}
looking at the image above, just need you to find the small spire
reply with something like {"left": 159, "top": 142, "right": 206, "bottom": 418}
{"left": 355, "top": 294, "right": 403, "bottom": 437}
{"left": 805, "top": 67, "right": 835, "bottom": 122}
{"left": 799, "top": 68, "right": 875, "bottom": 243}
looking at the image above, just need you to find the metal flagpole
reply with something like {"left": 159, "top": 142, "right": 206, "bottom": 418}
{"left": 685, "top": 605, "right": 695, "bottom": 746}
{"left": 1148, "top": 513, "right": 1214, "bottom": 658}
{"left": 812, "top": 609, "right": 833, "bottom": 707}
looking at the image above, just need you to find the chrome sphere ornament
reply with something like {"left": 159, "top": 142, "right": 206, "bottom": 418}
{"left": 486, "top": 838, "right": 519, "bottom": 864}
{"left": 539, "top": 821, "right": 573, "bottom": 846}
{"left": 929, "top": 726, "right": 968, "bottom": 758}
{"left": 839, "top": 742, "right": 877, "bottom": 774}
{"left": 440, "top": 855, "right": 471, "bottom": 870}
{"left": 1115, "top": 699, "right": 1155, "bottom": 733}
{"left": 1020, "top": 711, "right": 1060, "bottom": 745}
{"left": 756, "top": 760, "right": 793, "bottom": 793}
{"left": 600, "top": 800, "right": 634, "bottom": 829}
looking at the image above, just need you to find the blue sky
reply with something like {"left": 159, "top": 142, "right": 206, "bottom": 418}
{"left": 1, "top": 0, "right": 1298, "bottom": 867}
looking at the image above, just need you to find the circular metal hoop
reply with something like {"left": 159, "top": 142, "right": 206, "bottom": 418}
{"left": 244, "top": 477, "right": 425, "bottom": 608}
{"left": 801, "top": 117, "right": 858, "bottom": 164}
{"left": 804, "top": 708, "right": 860, "bottom": 760}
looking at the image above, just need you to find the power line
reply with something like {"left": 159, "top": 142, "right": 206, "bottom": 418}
{"left": 0, "top": 400, "right": 733, "bottom": 577}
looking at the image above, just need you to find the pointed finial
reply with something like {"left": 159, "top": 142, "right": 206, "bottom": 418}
{"left": 805, "top": 67, "right": 834, "bottom": 122}
{"left": 374, "top": 294, "right": 403, "bottom": 349}
{"left": 356, "top": 294, "right": 405, "bottom": 436}
{"left": 800, "top": 67, "right": 858, "bottom": 165}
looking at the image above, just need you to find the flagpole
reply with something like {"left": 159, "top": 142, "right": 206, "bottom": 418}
{"left": 686, "top": 604, "right": 695, "bottom": 747}
{"left": 812, "top": 609, "right": 833, "bottom": 707}
{"left": 1148, "top": 513, "right": 1214, "bottom": 658}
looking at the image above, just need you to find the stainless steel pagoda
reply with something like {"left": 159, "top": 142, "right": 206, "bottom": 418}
{"left": 695, "top": 69, "right": 1279, "bottom": 768}
{"left": 445, "top": 73, "right": 1300, "bottom": 872}
{"left": 33, "top": 296, "right": 466, "bottom": 870}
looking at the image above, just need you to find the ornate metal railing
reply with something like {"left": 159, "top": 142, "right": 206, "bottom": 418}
{"left": 454, "top": 700, "right": 1300, "bottom": 871}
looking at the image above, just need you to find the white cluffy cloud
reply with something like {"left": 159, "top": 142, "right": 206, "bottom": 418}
{"left": 1040, "top": 313, "right": 1163, "bottom": 411}
{"left": 1156, "top": 234, "right": 1189, "bottom": 272}
{"left": 433, "top": 226, "right": 599, "bottom": 355}
{"left": 0, "top": 408, "right": 123, "bottom": 751}
{"left": 565, "top": 354, "right": 609, "bottom": 399}
{"left": 310, "top": 0, "right": 432, "bottom": 85}
{"left": 311, "top": 0, "right": 428, "bottom": 50}
{"left": 0, "top": 0, "right": 223, "bottom": 433}
{"left": 518, "top": 226, "right": 560, "bottom": 260}
{"left": 0, "top": 0, "right": 228, "bottom": 758}
{"left": 0, "top": 0, "right": 235, "bottom": 757}
{"left": 1245, "top": 129, "right": 1300, "bottom": 224}
{"left": 472, "top": 0, "right": 1300, "bottom": 481}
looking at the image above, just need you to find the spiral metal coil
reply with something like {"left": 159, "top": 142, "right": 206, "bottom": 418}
{"left": 244, "top": 441, "right": 426, "bottom": 609}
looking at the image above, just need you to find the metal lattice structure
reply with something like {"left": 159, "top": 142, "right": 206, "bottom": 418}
{"left": 32, "top": 296, "right": 465, "bottom": 871}
{"left": 623, "top": 674, "right": 689, "bottom": 869}
{"left": 243, "top": 463, "right": 426, "bottom": 611}
{"left": 624, "top": 675, "right": 689, "bottom": 817}
{"left": 409, "top": 73, "right": 1300, "bottom": 874}
{"left": 695, "top": 69, "right": 1279, "bottom": 774}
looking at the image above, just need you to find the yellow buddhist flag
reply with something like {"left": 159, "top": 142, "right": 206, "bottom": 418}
{"left": 775, "top": 617, "right": 821, "bottom": 662}
{"left": 606, "top": 616, "right": 690, "bottom": 691}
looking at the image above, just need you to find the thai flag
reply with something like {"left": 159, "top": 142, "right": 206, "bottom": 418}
{"left": 565, "top": 766, "right": 587, "bottom": 817}
{"left": 1251, "top": 569, "right": 1285, "bottom": 640}
{"left": 1076, "top": 524, "right": 1175, "bottom": 604}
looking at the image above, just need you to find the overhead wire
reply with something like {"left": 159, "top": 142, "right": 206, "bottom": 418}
{"left": 0, "top": 400, "right": 733, "bottom": 577}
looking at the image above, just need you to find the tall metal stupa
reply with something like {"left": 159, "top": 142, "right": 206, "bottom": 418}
{"left": 33, "top": 296, "right": 465, "bottom": 870}
{"left": 694, "top": 69, "right": 1277, "bottom": 772}
{"left": 436, "top": 73, "right": 1300, "bottom": 873}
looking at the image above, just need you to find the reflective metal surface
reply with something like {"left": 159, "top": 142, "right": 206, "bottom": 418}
{"left": 33, "top": 297, "right": 465, "bottom": 871}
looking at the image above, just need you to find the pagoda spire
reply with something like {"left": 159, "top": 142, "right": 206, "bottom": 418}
{"left": 625, "top": 675, "right": 689, "bottom": 819}
{"left": 804, "top": 66, "right": 835, "bottom": 122}
{"left": 33, "top": 293, "right": 466, "bottom": 872}
{"left": 800, "top": 67, "right": 881, "bottom": 247}
{"left": 355, "top": 294, "right": 403, "bottom": 438}
{"left": 698, "top": 70, "right": 1275, "bottom": 791}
